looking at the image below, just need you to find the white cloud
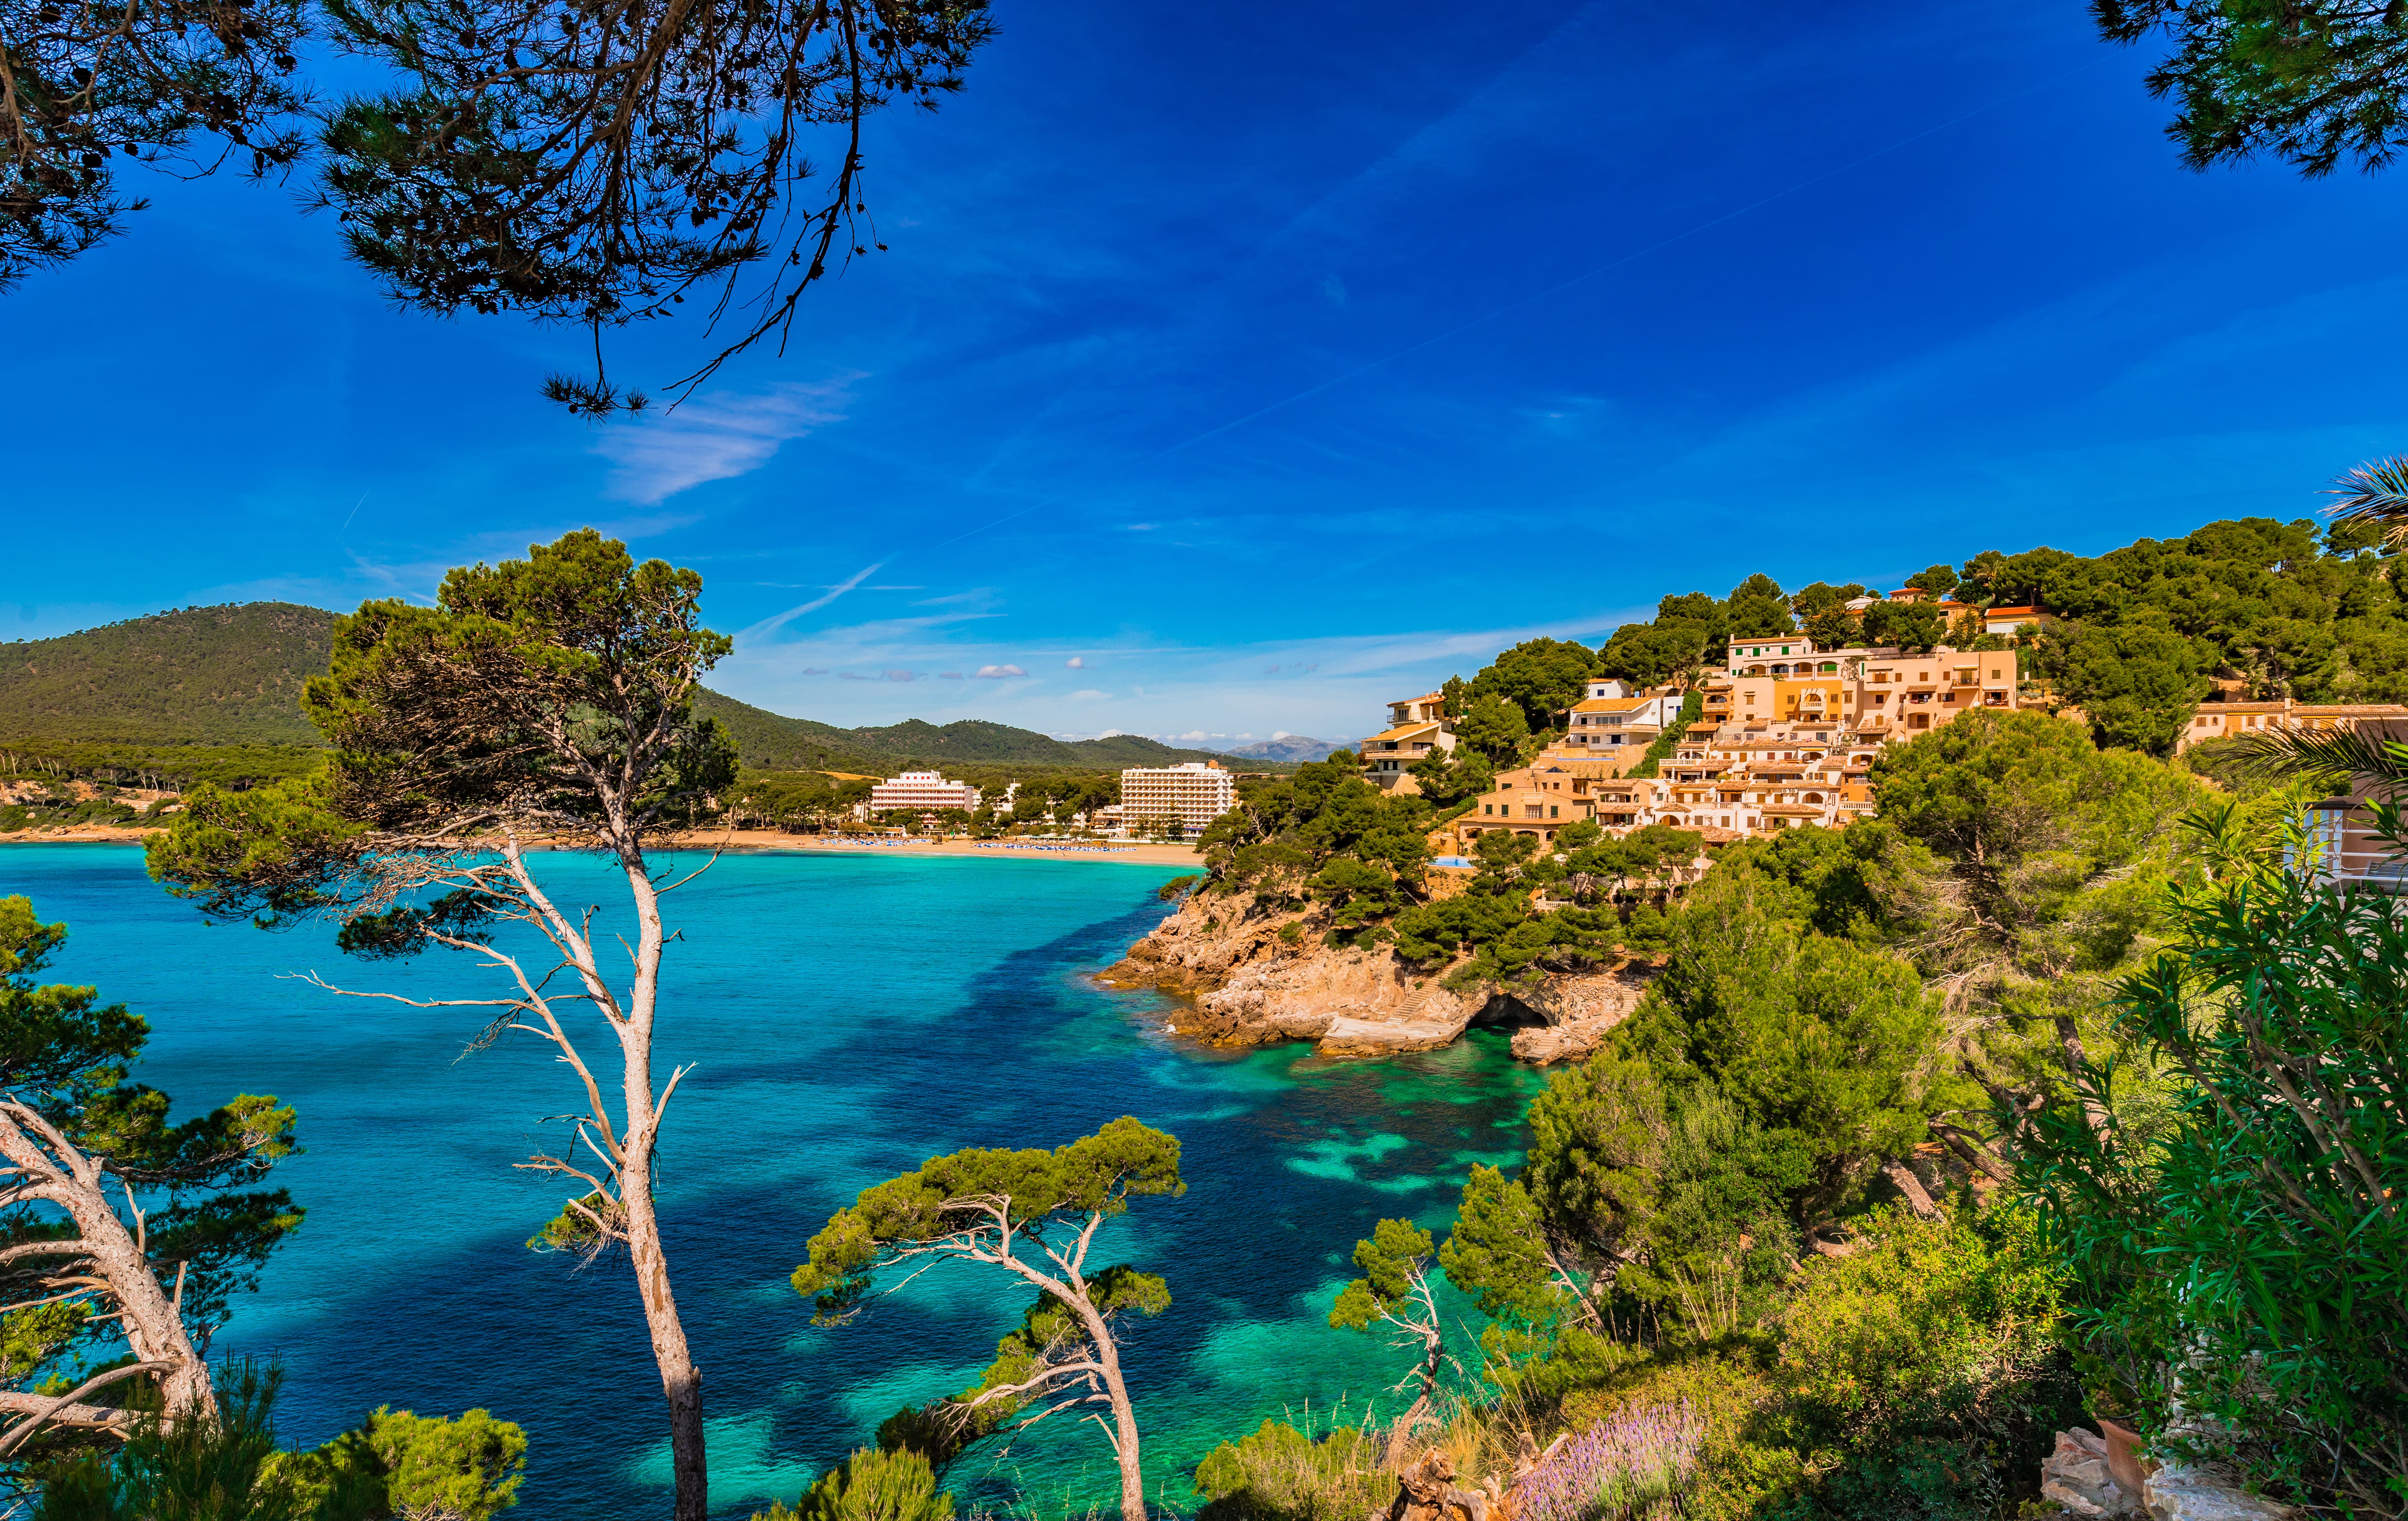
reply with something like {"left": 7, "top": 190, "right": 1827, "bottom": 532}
{"left": 974, "top": 664, "right": 1026, "bottom": 679}
{"left": 597, "top": 376, "right": 856, "bottom": 504}
{"left": 1069, "top": 689, "right": 1110, "bottom": 700}
{"left": 1272, "top": 730, "right": 1290, "bottom": 739}
{"left": 1065, "top": 656, "right": 1085, "bottom": 668}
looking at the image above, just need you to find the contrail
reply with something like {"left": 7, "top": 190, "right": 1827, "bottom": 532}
{"left": 739, "top": 561, "right": 886, "bottom": 640}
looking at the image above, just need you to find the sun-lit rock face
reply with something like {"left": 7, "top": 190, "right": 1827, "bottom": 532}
{"left": 1102, "top": 890, "right": 1652, "bottom": 1064}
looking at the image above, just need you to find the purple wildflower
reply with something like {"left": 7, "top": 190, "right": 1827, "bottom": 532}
{"left": 1511, "top": 1402, "right": 1703, "bottom": 1521}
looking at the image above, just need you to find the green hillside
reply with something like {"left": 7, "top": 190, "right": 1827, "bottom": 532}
{"left": 0, "top": 604, "right": 1259, "bottom": 781}
{"left": 0, "top": 604, "right": 335, "bottom": 745}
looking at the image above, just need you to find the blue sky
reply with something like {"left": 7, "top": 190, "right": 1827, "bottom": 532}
{"left": 12, "top": 0, "right": 2408, "bottom": 745}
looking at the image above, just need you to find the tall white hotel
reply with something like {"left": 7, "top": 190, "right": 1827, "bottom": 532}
{"left": 867, "top": 770, "right": 981, "bottom": 813}
{"left": 1119, "top": 761, "right": 1235, "bottom": 837}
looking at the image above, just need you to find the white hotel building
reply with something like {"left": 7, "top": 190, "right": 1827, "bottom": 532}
{"left": 867, "top": 770, "right": 981, "bottom": 814}
{"left": 1119, "top": 761, "right": 1235, "bottom": 838}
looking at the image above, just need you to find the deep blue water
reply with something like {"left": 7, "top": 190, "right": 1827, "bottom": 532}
{"left": 0, "top": 845, "right": 1541, "bottom": 1519}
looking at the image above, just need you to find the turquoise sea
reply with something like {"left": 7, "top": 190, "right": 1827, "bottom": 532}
{"left": 0, "top": 845, "right": 1543, "bottom": 1519}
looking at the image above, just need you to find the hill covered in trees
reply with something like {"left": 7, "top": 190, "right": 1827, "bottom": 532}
{"left": 692, "top": 691, "right": 1250, "bottom": 771}
{"left": 0, "top": 604, "right": 334, "bottom": 745}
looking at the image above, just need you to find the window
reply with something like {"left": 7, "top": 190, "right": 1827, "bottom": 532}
{"left": 1550, "top": 806, "right": 1560, "bottom": 818}
{"left": 1482, "top": 804, "right": 1492, "bottom": 814}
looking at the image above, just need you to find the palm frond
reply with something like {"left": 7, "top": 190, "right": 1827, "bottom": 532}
{"left": 2226, "top": 726, "right": 2408, "bottom": 787}
{"left": 2322, "top": 456, "right": 2408, "bottom": 545}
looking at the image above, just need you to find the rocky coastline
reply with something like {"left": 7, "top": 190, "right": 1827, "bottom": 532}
{"left": 1099, "top": 888, "right": 1652, "bottom": 1063}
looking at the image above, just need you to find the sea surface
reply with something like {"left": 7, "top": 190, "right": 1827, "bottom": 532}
{"left": 0, "top": 844, "right": 1543, "bottom": 1519}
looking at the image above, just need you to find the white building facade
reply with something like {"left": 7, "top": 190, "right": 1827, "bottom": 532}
{"left": 868, "top": 770, "right": 981, "bottom": 814}
{"left": 1119, "top": 761, "right": 1235, "bottom": 838}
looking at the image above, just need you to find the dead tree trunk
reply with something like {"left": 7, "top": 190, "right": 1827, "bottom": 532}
{"left": 1882, "top": 1159, "right": 1943, "bottom": 1219}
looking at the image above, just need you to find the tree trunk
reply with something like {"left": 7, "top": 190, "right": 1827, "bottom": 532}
{"left": 1930, "top": 1122, "right": 2014, "bottom": 1184}
{"left": 1066, "top": 1292, "right": 1146, "bottom": 1520}
{"left": 625, "top": 1166, "right": 706, "bottom": 1521}
{"left": 0, "top": 1105, "right": 214, "bottom": 1426}
{"left": 620, "top": 857, "right": 708, "bottom": 1521}
{"left": 1881, "top": 1159, "right": 1942, "bottom": 1219}
{"left": 2054, "top": 1014, "right": 2109, "bottom": 1138}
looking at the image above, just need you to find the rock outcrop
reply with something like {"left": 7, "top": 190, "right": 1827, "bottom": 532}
{"left": 2036, "top": 1429, "right": 2299, "bottom": 1521}
{"left": 2043, "top": 1429, "right": 2139, "bottom": 1518}
{"left": 1099, "top": 890, "right": 1651, "bottom": 1063}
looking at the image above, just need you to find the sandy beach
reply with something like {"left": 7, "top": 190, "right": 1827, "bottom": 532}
{"left": 1, "top": 823, "right": 1205, "bottom": 869}
{"left": 0, "top": 825, "right": 160, "bottom": 845}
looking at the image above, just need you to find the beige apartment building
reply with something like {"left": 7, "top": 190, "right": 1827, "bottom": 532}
{"left": 2174, "top": 698, "right": 2408, "bottom": 754}
{"left": 1119, "top": 760, "right": 1236, "bottom": 837}
{"left": 1716, "top": 640, "right": 2018, "bottom": 740}
{"left": 1447, "top": 761, "right": 1600, "bottom": 850}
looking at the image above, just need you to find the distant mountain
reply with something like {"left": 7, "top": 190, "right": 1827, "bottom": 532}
{"left": 0, "top": 603, "right": 1262, "bottom": 775}
{"left": 694, "top": 692, "right": 1252, "bottom": 772}
{"left": 1225, "top": 735, "right": 1347, "bottom": 763}
{"left": 0, "top": 604, "right": 334, "bottom": 745}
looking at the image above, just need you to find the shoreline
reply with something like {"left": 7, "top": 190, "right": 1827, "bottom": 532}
{"left": 0, "top": 825, "right": 1205, "bottom": 869}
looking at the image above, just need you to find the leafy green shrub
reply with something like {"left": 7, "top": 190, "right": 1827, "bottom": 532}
{"left": 1192, "top": 1418, "right": 1389, "bottom": 1521}
{"left": 753, "top": 1447, "right": 953, "bottom": 1521}
{"left": 1775, "top": 1206, "right": 2064, "bottom": 1429}
{"left": 30, "top": 1364, "right": 529, "bottom": 1521}
{"left": 271, "top": 1406, "right": 528, "bottom": 1521}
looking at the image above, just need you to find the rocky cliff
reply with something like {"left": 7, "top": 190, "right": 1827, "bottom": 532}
{"left": 1100, "top": 889, "right": 1652, "bottom": 1063}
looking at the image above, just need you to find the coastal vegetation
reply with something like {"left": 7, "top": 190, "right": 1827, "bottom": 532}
{"left": 0, "top": 894, "right": 301, "bottom": 1466}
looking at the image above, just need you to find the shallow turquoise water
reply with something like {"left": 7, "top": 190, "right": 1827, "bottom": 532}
{"left": 0, "top": 844, "right": 1542, "bottom": 1518}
